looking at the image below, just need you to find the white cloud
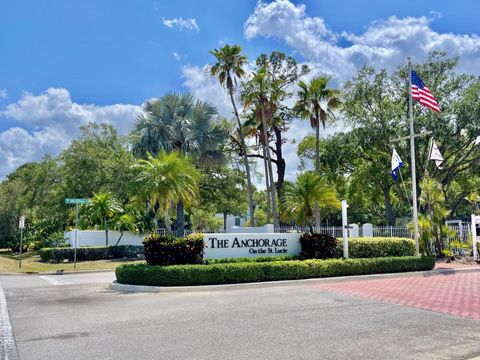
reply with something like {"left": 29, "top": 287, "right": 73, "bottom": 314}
{"left": 0, "top": 88, "right": 141, "bottom": 178}
{"left": 173, "top": 52, "right": 181, "bottom": 61}
{"left": 0, "top": 89, "right": 7, "bottom": 100}
{"left": 2, "top": 88, "right": 140, "bottom": 135}
{"left": 244, "top": 0, "right": 480, "bottom": 81}
{"left": 181, "top": 64, "right": 233, "bottom": 117}
{"left": 162, "top": 17, "right": 199, "bottom": 32}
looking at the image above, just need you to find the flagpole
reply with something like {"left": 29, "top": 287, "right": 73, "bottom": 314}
{"left": 408, "top": 57, "right": 420, "bottom": 256}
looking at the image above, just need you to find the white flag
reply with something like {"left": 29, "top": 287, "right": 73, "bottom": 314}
{"left": 429, "top": 139, "right": 443, "bottom": 168}
{"left": 391, "top": 148, "right": 403, "bottom": 181}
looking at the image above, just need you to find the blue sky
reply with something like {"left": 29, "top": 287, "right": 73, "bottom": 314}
{"left": 1, "top": 0, "right": 479, "bottom": 180}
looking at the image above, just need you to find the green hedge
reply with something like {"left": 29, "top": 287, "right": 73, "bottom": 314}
{"left": 116, "top": 256, "right": 435, "bottom": 286}
{"left": 334, "top": 237, "right": 415, "bottom": 258}
{"left": 39, "top": 245, "right": 144, "bottom": 263}
{"left": 203, "top": 255, "right": 298, "bottom": 264}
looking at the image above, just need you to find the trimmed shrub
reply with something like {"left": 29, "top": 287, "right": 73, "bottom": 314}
{"left": 143, "top": 233, "right": 204, "bottom": 266}
{"left": 116, "top": 256, "right": 435, "bottom": 286}
{"left": 203, "top": 255, "right": 298, "bottom": 264}
{"left": 300, "top": 232, "right": 338, "bottom": 259}
{"left": 39, "top": 245, "right": 143, "bottom": 263}
{"left": 335, "top": 237, "right": 416, "bottom": 258}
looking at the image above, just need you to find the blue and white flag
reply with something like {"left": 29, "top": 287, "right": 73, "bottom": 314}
{"left": 391, "top": 148, "right": 403, "bottom": 181}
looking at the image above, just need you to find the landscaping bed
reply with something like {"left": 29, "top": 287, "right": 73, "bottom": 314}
{"left": 116, "top": 256, "right": 435, "bottom": 287}
{"left": 39, "top": 245, "right": 144, "bottom": 263}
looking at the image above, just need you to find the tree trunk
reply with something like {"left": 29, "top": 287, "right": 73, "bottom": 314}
{"left": 314, "top": 109, "right": 321, "bottom": 230}
{"left": 176, "top": 201, "right": 184, "bottom": 238}
{"left": 223, "top": 212, "right": 227, "bottom": 232}
{"left": 105, "top": 219, "right": 109, "bottom": 246}
{"left": 273, "top": 126, "right": 286, "bottom": 200}
{"left": 262, "top": 142, "right": 271, "bottom": 223}
{"left": 115, "top": 231, "right": 124, "bottom": 246}
{"left": 228, "top": 87, "right": 255, "bottom": 227}
{"left": 261, "top": 105, "right": 279, "bottom": 228}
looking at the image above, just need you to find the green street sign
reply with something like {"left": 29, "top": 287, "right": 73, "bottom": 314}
{"left": 65, "top": 198, "right": 89, "bottom": 205}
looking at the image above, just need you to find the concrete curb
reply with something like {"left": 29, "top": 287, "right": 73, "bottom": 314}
{"left": 109, "top": 266, "right": 480, "bottom": 293}
{"left": 0, "top": 269, "right": 115, "bottom": 276}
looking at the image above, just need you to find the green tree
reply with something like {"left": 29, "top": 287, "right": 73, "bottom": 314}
{"left": 294, "top": 76, "right": 341, "bottom": 227}
{"left": 197, "top": 167, "right": 248, "bottom": 231}
{"left": 84, "top": 192, "right": 124, "bottom": 246}
{"left": 418, "top": 175, "right": 455, "bottom": 255}
{"left": 210, "top": 44, "right": 256, "bottom": 226}
{"left": 132, "top": 93, "right": 227, "bottom": 236}
{"left": 130, "top": 151, "right": 200, "bottom": 232}
{"left": 61, "top": 123, "right": 135, "bottom": 202}
{"left": 282, "top": 172, "right": 341, "bottom": 233}
{"left": 112, "top": 212, "right": 137, "bottom": 246}
{"left": 241, "top": 52, "right": 309, "bottom": 204}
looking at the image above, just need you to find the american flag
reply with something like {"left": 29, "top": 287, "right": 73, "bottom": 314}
{"left": 411, "top": 70, "right": 440, "bottom": 112}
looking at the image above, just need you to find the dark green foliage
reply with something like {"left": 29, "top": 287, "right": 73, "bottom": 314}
{"left": 300, "top": 232, "right": 338, "bottom": 259}
{"left": 203, "top": 255, "right": 298, "bottom": 264}
{"left": 116, "top": 256, "right": 435, "bottom": 286}
{"left": 39, "top": 245, "right": 143, "bottom": 263}
{"left": 143, "top": 233, "right": 204, "bottom": 265}
{"left": 335, "top": 237, "right": 416, "bottom": 258}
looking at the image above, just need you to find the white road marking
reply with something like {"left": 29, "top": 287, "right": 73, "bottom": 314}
{"left": 38, "top": 276, "right": 73, "bottom": 286}
{"left": 0, "top": 280, "right": 19, "bottom": 360}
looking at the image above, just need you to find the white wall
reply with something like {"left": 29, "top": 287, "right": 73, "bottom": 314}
{"left": 65, "top": 230, "right": 143, "bottom": 247}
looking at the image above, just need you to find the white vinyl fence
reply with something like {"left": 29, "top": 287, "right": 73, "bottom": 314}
{"left": 274, "top": 225, "right": 414, "bottom": 238}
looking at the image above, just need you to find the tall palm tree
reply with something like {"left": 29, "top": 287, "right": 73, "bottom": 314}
{"left": 85, "top": 192, "right": 124, "bottom": 246}
{"left": 210, "top": 44, "right": 256, "bottom": 227}
{"left": 241, "top": 67, "right": 284, "bottom": 228}
{"left": 282, "top": 172, "right": 340, "bottom": 233}
{"left": 133, "top": 93, "right": 227, "bottom": 236}
{"left": 294, "top": 76, "right": 341, "bottom": 228}
{"left": 130, "top": 151, "right": 200, "bottom": 233}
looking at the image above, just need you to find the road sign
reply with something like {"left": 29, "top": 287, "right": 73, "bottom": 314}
{"left": 19, "top": 216, "right": 25, "bottom": 229}
{"left": 65, "top": 198, "right": 89, "bottom": 205}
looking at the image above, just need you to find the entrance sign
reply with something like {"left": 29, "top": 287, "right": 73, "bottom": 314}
{"left": 65, "top": 198, "right": 89, "bottom": 205}
{"left": 203, "top": 233, "right": 301, "bottom": 259}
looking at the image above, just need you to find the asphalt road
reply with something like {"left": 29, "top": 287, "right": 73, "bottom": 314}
{"left": 1, "top": 271, "right": 480, "bottom": 360}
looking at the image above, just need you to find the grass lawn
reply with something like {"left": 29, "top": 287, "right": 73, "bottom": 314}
{"left": 0, "top": 251, "right": 144, "bottom": 273}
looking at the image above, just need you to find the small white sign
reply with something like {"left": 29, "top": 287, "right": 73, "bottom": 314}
{"left": 19, "top": 216, "right": 25, "bottom": 229}
{"left": 203, "top": 233, "right": 301, "bottom": 259}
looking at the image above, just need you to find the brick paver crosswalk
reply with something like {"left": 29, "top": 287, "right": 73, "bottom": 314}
{"left": 309, "top": 272, "right": 480, "bottom": 320}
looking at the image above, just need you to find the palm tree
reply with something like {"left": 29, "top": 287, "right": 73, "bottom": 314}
{"left": 210, "top": 44, "right": 256, "bottom": 227}
{"left": 294, "top": 76, "right": 341, "bottom": 229}
{"left": 241, "top": 67, "right": 284, "bottom": 228}
{"left": 113, "top": 213, "right": 136, "bottom": 246}
{"left": 130, "top": 151, "right": 200, "bottom": 234}
{"left": 133, "top": 93, "right": 227, "bottom": 236}
{"left": 282, "top": 172, "right": 340, "bottom": 233}
{"left": 85, "top": 192, "right": 124, "bottom": 246}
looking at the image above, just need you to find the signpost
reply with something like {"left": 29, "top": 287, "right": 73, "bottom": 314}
{"left": 65, "top": 199, "right": 89, "bottom": 270}
{"left": 18, "top": 216, "right": 25, "bottom": 268}
{"left": 341, "top": 200, "right": 349, "bottom": 259}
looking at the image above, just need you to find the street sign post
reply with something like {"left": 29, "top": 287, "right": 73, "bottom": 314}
{"left": 19, "top": 216, "right": 25, "bottom": 269}
{"left": 65, "top": 199, "right": 89, "bottom": 270}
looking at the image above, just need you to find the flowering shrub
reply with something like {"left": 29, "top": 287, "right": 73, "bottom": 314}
{"left": 142, "top": 233, "right": 204, "bottom": 265}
